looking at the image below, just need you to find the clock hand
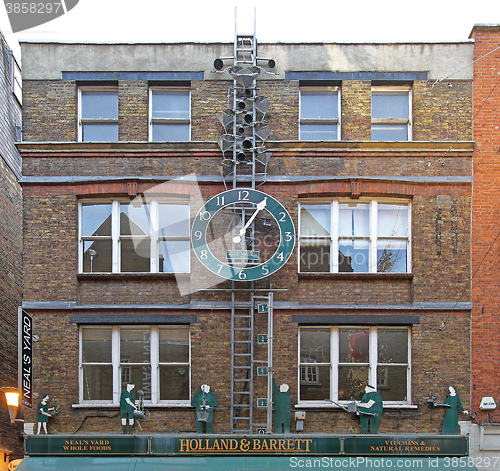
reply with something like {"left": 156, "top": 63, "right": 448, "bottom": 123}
{"left": 232, "top": 197, "right": 267, "bottom": 244}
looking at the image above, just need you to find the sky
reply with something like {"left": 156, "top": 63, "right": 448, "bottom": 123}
{"left": 0, "top": 0, "right": 498, "bottom": 62}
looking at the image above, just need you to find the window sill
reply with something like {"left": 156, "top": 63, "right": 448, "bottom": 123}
{"left": 77, "top": 273, "right": 189, "bottom": 281}
{"left": 295, "top": 402, "right": 417, "bottom": 410}
{"left": 298, "top": 273, "right": 413, "bottom": 281}
{"left": 72, "top": 402, "right": 192, "bottom": 409}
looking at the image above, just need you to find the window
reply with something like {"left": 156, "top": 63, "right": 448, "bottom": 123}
{"left": 79, "top": 88, "right": 119, "bottom": 141}
{"left": 79, "top": 200, "right": 190, "bottom": 273}
{"left": 300, "top": 87, "right": 340, "bottom": 141}
{"left": 371, "top": 87, "right": 411, "bottom": 141}
{"left": 299, "top": 326, "right": 410, "bottom": 405}
{"left": 150, "top": 88, "right": 190, "bottom": 141}
{"left": 299, "top": 199, "right": 411, "bottom": 273}
{"left": 80, "top": 325, "right": 190, "bottom": 404}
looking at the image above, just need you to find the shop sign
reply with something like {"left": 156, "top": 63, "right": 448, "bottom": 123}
{"left": 25, "top": 435, "right": 469, "bottom": 457}
{"left": 19, "top": 309, "right": 33, "bottom": 408}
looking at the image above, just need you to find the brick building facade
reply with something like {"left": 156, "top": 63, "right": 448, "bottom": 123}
{"left": 17, "top": 36, "right": 475, "bottom": 466}
{"left": 0, "top": 29, "right": 23, "bottom": 464}
{"left": 469, "top": 24, "right": 500, "bottom": 458}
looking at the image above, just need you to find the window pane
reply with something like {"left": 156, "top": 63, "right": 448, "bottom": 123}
{"left": 300, "top": 365, "right": 331, "bottom": 401}
{"left": 152, "top": 91, "right": 190, "bottom": 119}
{"left": 81, "top": 204, "right": 112, "bottom": 237}
{"left": 82, "top": 123, "right": 118, "bottom": 142}
{"left": 152, "top": 123, "right": 190, "bottom": 141}
{"left": 338, "top": 365, "right": 369, "bottom": 401}
{"left": 120, "top": 238, "right": 151, "bottom": 272}
{"left": 120, "top": 204, "right": 151, "bottom": 236}
{"left": 159, "top": 240, "right": 189, "bottom": 273}
{"left": 82, "top": 327, "right": 112, "bottom": 363}
{"left": 83, "top": 240, "right": 112, "bottom": 272}
{"left": 300, "top": 328, "right": 330, "bottom": 363}
{"left": 301, "top": 123, "right": 338, "bottom": 141}
{"left": 81, "top": 91, "right": 118, "bottom": 119}
{"left": 339, "top": 203, "right": 369, "bottom": 237}
{"left": 338, "top": 239, "right": 369, "bottom": 272}
{"left": 377, "top": 240, "right": 407, "bottom": 273}
{"left": 301, "top": 92, "right": 338, "bottom": 120}
{"left": 372, "top": 93, "right": 408, "bottom": 120}
{"left": 300, "top": 241, "right": 330, "bottom": 272}
{"left": 377, "top": 365, "right": 407, "bottom": 401}
{"left": 160, "top": 365, "right": 190, "bottom": 400}
{"left": 158, "top": 204, "right": 189, "bottom": 237}
{"left": 371, "top": 124, "right": 408, "bottom": 141}
{"left": 339, "top": 329, "right": 369, "bottom": 363}
{"left": 120, "top": 328, "right": 151, "bottom": 363}
{"left": 300, "top": 205, "right": 331, "bottom": 236}
{"left": 378, "top": 204, "right": 408, "bottom": 237}
{"left": 159, "top": 327, "right": 189, "bottom": 363}
{"left": 378, "top": 328, "right": 408, "bottom": 363}
{"left": 121, "top": 364, "right": 152, "bottom": 401}
{"left": 83, "top": 365, "right": 113, "bottom": 401}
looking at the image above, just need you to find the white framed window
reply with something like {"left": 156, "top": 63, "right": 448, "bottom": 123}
{"left": 299, "top": 326, "right": 410, "bottom": 405}
{"left": 149, "top": 87, "right": 191, "bottom": 141}
{"left": 300, "top": 87, "right": 340, "bottom": 141}
{"left": 371, "top": 86, "right": 412, "bottom": 141}
{"left": 78, "top": 87, "right": 119, "bottom": 142}
{"left": 80, "top": 325, "right": 191, "bottom": 405}
{"left": 79, "top": 199, "right": 190, "bottom": 273}
{"left": 299, "top": 199, "right": 411, "bottom": 274}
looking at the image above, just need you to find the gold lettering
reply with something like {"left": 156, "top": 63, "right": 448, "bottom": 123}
{"left": 179, "top": 439, "right": 188, "bottom": 452}
{"left": 269, "top": 439, "right": 277, "bottom": 451}
{"left": 252, "top": 439, "right": 261, "bottom": 451}
{"left": 229, "top": 439, "right": 238, "bottom": 451}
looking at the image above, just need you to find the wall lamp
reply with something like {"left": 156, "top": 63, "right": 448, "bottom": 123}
{"left": 1, "top": 388, "right": 20, "bottom": 423}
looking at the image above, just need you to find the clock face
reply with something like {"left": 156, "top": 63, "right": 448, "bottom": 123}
{"left": 191, "top": 188, "right": 295, "bottom": 281}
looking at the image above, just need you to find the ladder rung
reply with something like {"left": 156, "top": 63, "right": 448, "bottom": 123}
{"left": 234, "top": 391, "right": 251, "bottom": 395}
{"left": 234, "top": 340, "right": 251, "bottom": 344}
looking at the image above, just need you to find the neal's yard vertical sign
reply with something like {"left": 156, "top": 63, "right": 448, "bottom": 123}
{"left": 18, "top": 308, "right": 33, "bottom": 408}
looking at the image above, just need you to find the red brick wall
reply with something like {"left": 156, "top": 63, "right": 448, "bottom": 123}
{"left": 470, "top": 25, "right": 500, "bottom": 421}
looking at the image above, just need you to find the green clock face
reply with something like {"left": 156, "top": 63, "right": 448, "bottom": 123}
{"left": 192, "top": 188, "right": 295, "bottom": 281}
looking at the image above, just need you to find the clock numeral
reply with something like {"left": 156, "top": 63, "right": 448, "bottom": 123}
{"left": 216, "top": 196, "right": 225, "bottom": 206}
{"left": 199, "top": 211, "right": 211, "bottom": 221}
{"left": 276, "top": 252, "right": 285, "bottom": 262}
{"left": 278, "top": 211, "right": 287, "bottom": 222}
{"left": 261, "top": 265, "right": 269, "bottom": 276}
{"left": 238, "top": 190, "right": 250, "bottom": 201}
{"left": 217, "top": 264, "right": 224, "bottom": 273}
{"left": 284, "top": 231, "right": 293, "bottom": 242}
{"left": 238, "top": 270, "right": 247, "bottom": 280}
{"left": 200, "top": 250, "right": 208, "bottom": 260}
{"left": 194, "top": 230, "right": 203, "bottom": 240}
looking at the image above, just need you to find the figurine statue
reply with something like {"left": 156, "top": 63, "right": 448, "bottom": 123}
{"left": 358, "top": 385, "right": 383, "bottom": 434}
{"left": 191, "top": 384, "right": 217, "bottom": 433}
{"left": 273, "top": 379, "right": 291, "bottom": 433}
{"left": 36, "top": 394, "right": 55, "bottom": 434}
{"left": 437, "top": 385, "right": 469, "bottom": 435}
{"left": 120, "top": 382, "right": 138, "bottom": 434}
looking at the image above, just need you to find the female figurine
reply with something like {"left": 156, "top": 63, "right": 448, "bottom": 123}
{"left": 440, "top": 385, "right": 468, "bottom": 434}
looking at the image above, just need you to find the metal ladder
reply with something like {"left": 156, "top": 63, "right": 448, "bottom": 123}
{"left": 217, "top": 13, "right": 276, "bottom": 434}
{"left": 230, "top": 289, "right": 273, "bottom": 433}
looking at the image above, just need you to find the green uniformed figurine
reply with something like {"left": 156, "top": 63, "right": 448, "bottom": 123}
{"left": 120, "top": 382, "right": 138, "bottom": 434}
{"left": 440, "top": 386, "right": 469, "bottom": 435}
{"left": 191, "top": 384, "right": 217, "bottom": 433}
{"left": 273, "top": 379, "right": 291, "bottom": 433}
{"left": 358, "top": 385, "right": 383, "bottom": 434}
{"left": 36, "top": 394, "right": 53, "bottom": 434}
